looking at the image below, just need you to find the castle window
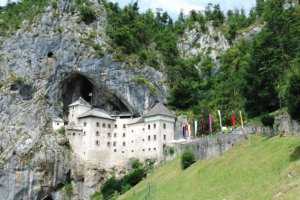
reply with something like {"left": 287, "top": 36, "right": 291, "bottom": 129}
{"left": 83, "top": 122, "right": 87, "bottom": 127}
{"left": 143, "top": 149, "right": 145, "bottom": 151}
{"left": 164, "top": 135, "right": 166, "bottom": 140}
{"left": 131, "top": 150, "right": 134, "bottom": 152}
{"left": 102, "top": 123, "right": 106, "bottom": 128}
{"left": 114, "top": 149, "right": 117, "bottom": 152}
{"left": 148, "top": 125, "right": 150, "bottom": 130}
{"left": 107, "top": 142, "right": 111, "bottom": 147}
{"left": 57, "top": 123, "right": 59, "bottom": 125}
{"left": 123, "top": 124, "right": 126, "bottom": 128}
{"left": 154, "top": 135, "right": 156, "bottom": 140}
{"left": 96, "top": 122, "right": 100, "bottom": 127}
{"left": 143, "top": 139, "right": 145, "bottom": 141}
{"left": 148, "top": 148, "right": 151, "bottom": 151}
{"left": 114, "top": 133, "right": 117, "bottom": 137}
{"left": 154, "top": 124, "right": 156, "bottom": 129}
{"left": 107, "top": 133, "right": 111, "bottom": 138}
{"left": 131, "top": 130, "right": 133, "bottom": 133}
{"left": 108, "top": 124, "right": 111, "bottom": 128}
{"left": 122, "top": 151, "right": 124, "bottom": 153}
{"left": 143, "top": 128, "right": 145, "bottom": 131}
{"left": 123, "top": 133, "right": 126, "bottom": 137}
{"left": 123, "top": 142, "right": 126, "bottom": 146}
{"left": 148, "top": 136, "right": 150, "bottom": 141}
{"left": 73, "top": 132, "right": 75, "bottom": 136}
{"left": 132, "top": 140, "right": 133, "bottom": 143}
{"left": 163, "top": 123, "right": 166, "bottom": 129}
{"left": 96, "top": 131, "right": 100, "bottom": 136}
{"left": 113, "top": 142, "right": 116, "bottom": 146}
{"left": 115, "top": 124, "right": 117, "bottom": 128}
{"left": 154, "top": 148, "right": 156, "bottom": 151}
{"left": 83, "top": 131, "right": 86, "bottom": 136}
{"left": 95, "top": 140, "right": 100, "bottom": 146}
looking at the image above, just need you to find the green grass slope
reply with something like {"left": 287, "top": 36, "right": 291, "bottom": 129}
{"left": 120, "top": 135, "right": 300, "bottom": 200}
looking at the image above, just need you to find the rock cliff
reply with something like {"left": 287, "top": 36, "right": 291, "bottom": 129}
{"left": 0, "top": 0, "right": 168, "bottom": 199}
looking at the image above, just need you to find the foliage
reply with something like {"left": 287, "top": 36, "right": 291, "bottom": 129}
{"left": 78, "top": 6, "right": 96, "bottom": 24}
{"left": 286, "top": 71, "right": 300, "bottom": 122}
{"left": 131, "top": 158, "right": 142, "bottom": 169}
{"left": 101, "top": 168, "right": 146, "bottom": 199}
{"left": 65, "top": 183, "right": 73, "bottom": 198}
{"left": 58, "top": 126, "right": 65, "bottom": 135}
{"left": 0, "top": 145, "right": 3, "bottom": 153}
{"left": 181, "top": 151, "right": 195, "bottom": 169}
{"left": 169, "top": 147, "right": 175, "bottom": 155}
{"left": 0, "top": 82, "right": 3, "bottom": 88}
{"left": 0, "top": 0, "right": 48, "bottom": 36}
{"left": 290, "top": 145, "right": 300, "bottom": 161}
{"left": 90, "top": 191, "right": 103, "bottom": 200}
{"left": 260, "top": 113, "right": 274, "bottom": 127}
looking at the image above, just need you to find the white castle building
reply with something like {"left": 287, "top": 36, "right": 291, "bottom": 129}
{"left": 60, "top": 97, "right": 176, "bottom": 168}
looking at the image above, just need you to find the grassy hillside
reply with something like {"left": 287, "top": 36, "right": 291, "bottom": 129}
{"left": 120, "top": 135, "right": 300, "bottom": 200}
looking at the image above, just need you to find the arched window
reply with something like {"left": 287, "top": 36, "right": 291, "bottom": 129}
{"left": 95, "top": 140, "right": 100, "bottom": 146}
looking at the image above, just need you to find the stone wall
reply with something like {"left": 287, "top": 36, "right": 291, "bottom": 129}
{"left": 232, "top": 112, "right": 300, "bottom": 136}
{"left": 165, "top": 134, "right": 245, "bottom": 162}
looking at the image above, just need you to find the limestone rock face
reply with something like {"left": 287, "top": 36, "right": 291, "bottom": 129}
{"left": 0, "top": 0, "right": 168, "bottom": 199}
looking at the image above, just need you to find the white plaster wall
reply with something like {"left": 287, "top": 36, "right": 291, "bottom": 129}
{"left": 68, "top": 105, "right": 91, "bottom": 124}
{"left": 52, "top": 121, "right": 64, "bottom": 131}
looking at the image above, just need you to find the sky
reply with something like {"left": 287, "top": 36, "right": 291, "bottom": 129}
{"left": 110, "top": 0, "right": 256, "bottom": 19}
{"left": 0, "top": 0, "right": 256, "bottom": 19}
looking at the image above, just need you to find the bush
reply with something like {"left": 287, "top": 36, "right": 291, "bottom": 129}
{"left": 169, "top": 147, "right": 175, "bottom": 155}
{"left": 286, "top": 71, "right": 300, "bottom": 122}
{"left": 121, "top": 184, "right": 132, "bottom": 194}
{"left": 79, "top": 6, "right": 96, "bottom": 24}
{"left": 131, "top": 158, "right": 142, "bottom": 169}
{"left": 65, "top": 183, "right": 73, "bottom": 198}
{"left": 260, "top": 113, "right": 274, "bottom": 127}
{"left": 101, "top": 177, "right": 121, "bottom": 199}
{"left": 0, "top": 82, "right": 3, "bottom": 88}
{"left": 58, "top": 126, "right": 65, "bottom": 135}
{"left": 121, "top": 168, "right": 145, "bottom": 187}
{"left": 181, "top": 151, "right": 195, "bottom": 169}
{"left": 290, "top": 145, "right": 300, "bottom": 161}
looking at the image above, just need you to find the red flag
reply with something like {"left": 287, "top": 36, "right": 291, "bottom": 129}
{"left": 186, "top": 124, "right": 189, "bottom": 137}
{"left": 232, "top": 110, "right": 236, "bottom": 127}
{"left": 202, "top": 119, "right": 204, "bottom": 133}
{"left": 210, "top": 115, "right": 213, "bottom": 131}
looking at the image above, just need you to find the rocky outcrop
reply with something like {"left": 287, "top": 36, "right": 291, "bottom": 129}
{"left": 0, "top": 0, "right": 168, "bottom": 199}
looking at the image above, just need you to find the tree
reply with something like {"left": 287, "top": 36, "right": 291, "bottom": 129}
{"left": 286, "top": 71, "right": 300, "bottom": 122}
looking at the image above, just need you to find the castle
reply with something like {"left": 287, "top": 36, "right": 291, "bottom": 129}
{"left": 54, "top": 97, "right": 177, "bottom": 168}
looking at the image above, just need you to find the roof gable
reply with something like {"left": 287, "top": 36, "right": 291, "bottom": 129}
{"left": 144, "top": 102, "right": 175, "bottom": 118}
{"left": 78, "top": 108, "right": 115, "bottom": 120}
{"left": 68, "top": 97, "right": 91, "bottom": 107}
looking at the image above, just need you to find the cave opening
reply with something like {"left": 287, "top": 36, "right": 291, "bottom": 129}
{"left": 61, "top": 74, "right": 93, "bottom": 110}
{"left": 61, "top": 73, "right": 131, "bottom": 116}
{"left": 47, "top": 52, "right": 53, "bottom": 58}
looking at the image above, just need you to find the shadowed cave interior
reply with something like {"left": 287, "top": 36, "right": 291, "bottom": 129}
{"left": 61, "top": 73, "right": 130, "bottom": 115}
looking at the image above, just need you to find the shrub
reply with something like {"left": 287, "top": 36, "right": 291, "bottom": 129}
{"left": 121, "top": 184, "right": 132, "bottom": 194}
{"left": 164, "top": 148, "right": 169, "bottom": 156}
{"left": 260, "top": 113, "right": 274, "bottom": 127}
{"left": 65, "top": 183, "right": 73, "bottom": 198}
{"left": 0, "top": 145, "right": 3, "bottom": 153}
{"left": 12, "top": 149, "right": 16, "bottom": 155}
{"left": 79, "top": 6, "right": 96, "bottom": 24}
{"left": 58, "top": 126, "right": 65, "bottom": 135}
{"left": 181, "top": 151, "right": 195, "bottom": 169}
{"left": 131, "top": 158, "right": 142, "bottom": 169}
{"left": 286, "top": 71, "right": 300, "bottom": 122}
{"left": 290, "top": 145, "right": 300, "bottom": 161}
{"left": 0, "top": 82, "right": 3, "bottom": 88}
{"left": 101, "top": 177, "right": 121, "bottom": 199}
{"left": 121, "top": 168, "right": 145, "bottom": 187}
{"left": 52, "top": 1, "right": 58, "bottom": 9}
{"left": 169, "top": 147, "right": 175, "bottom": 155}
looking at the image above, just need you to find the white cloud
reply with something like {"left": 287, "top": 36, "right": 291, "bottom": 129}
{"left": 0, "top": 0, "right": 7, "bottom": 7}
{"left": 141, "top": 0, "right": 204, "bottom": 15}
